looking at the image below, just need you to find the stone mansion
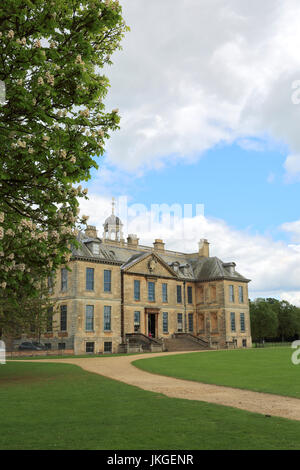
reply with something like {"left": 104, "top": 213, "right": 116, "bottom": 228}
{"left": 45, "top": 205, "right": 252, "bottom": 354}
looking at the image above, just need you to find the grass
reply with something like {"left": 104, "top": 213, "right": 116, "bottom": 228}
{"left": 252, "top": 342, "right": 292, "bottom": 348}
{"left": 133, "top": 347, "right": 300, "bottom": 399}
{"left": 1, "top": 361, "right": 300, "bottom": 450}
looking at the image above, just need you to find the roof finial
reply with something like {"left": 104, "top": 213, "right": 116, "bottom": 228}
{"left": 112, "top": 196, "right": 115, "bottom": 215}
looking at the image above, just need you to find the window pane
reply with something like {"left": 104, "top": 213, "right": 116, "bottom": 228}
{"left": 187, "top": 286, "right": 193, "bottom": 304}
{"left": 134, "top": 311, "right": 140, "bottom": 332}
{"left": 177, "top": 313, "right": 183, "bottom": 332}
{"left": 230, "top": 312, "right": 236, "bottom": 332}
{"left": 47, "top": 307, "right": 53, "bottom": 332}
{"left": 104, "top": 342, "right": 112, "bottom": 353}
{"left": 60, "top": 305, "right": 67, "bottom": 331}
{"left": 177, "top": 286, "right": 182, "bottom": 303}
{"left": 148, "top": 282, "right": 155, "bottom": 301}
{"left": 85, "top": 305, "right": 94, "bottom": 331}
{"left": 86, "top": 342, "right": 94, "bottom": 353}
{"left": 86, "top": 268, "right": 94, "bottom": 291}
{"left": 134, "top": 280, "right": 140, "bottom": 301}
{"left": 61, "top": 268, "right": 68, "bottom": 291}
{"left": 239, "top": 286, "right": 244, "bottom": 303}
{"left": 188, "top": 313, "right": 193, "bottom": 332}
{"left": 163, "top": 312, "right": 168, "bottom": 333}
{"left": 48, "top": 277, "right": 54, "bottom": 293}
{"left": 240, "top": 313, "right": 245, "bottom": 332}
{"left": 229, "top": 285, "right": 234, "bottom": 302}
{"left": 104, "top": 270, "right": 111, "bottom": 292}
{"left": 104, "top": 306, "right": 111, "bottom": 331}
{"left": 162, "top": 283, "right": 168, "bottom": 303}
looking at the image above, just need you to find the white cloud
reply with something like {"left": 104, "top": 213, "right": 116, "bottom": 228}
{"left": 237, "top": 139, "right": 265, "bottom": 152}
{"left": 87, "top": 162, "right": 140, "bottom": 198}
{"left": 101, "top": 0, "right": 300, "bottom": 175}
{"left": 80, "top": 193, "right": 300, "bottom": 300}
{"left": 280, "top": 291, "right": 300, "bottom": 307}
{"left": 284, "top": 155, "right": 300, "bottom": 182}
{"left": 281, "top": 220, "right": 300, "bottom": 242}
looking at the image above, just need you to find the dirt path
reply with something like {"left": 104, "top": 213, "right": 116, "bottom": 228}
{"left": 16, "top": 351, "right": 300, "bottom": 421}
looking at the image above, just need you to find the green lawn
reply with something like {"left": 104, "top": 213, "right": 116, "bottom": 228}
{"left": 133, "top": 348, "right": 300, "bottom": 398}
{"left": 1, "top": 361, "right": 300, "bottom": 449}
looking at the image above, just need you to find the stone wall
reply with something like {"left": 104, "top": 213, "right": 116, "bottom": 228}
{"left": 45, "top": 257, "right": 252, "bottom": 354}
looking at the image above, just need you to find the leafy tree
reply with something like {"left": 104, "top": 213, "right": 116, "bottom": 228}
{"left": 0, "top": 0, "right": 128, "bottom": 302}
{"left": 267, "top": 298, "right": 300, "bottom": 340}
{"left": 250, "top": 298, "right": 278, "bottom": 341}
{"left": 0, "top": 282, "right": 56, "bottom": 350}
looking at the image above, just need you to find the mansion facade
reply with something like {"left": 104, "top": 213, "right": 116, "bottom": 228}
{"left": 45, "top": 207, "right": 252, "bottom": 354}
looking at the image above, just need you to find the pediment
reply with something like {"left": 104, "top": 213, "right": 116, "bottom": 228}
{"left": 122, "top": 252, "right": 178, "bottom": 278}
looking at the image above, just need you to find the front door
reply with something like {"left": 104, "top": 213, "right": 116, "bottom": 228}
{"left": 148, "top": 314, "right": 156, "bottom": 338}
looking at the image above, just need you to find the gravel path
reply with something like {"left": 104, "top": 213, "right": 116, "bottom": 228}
{"left": 18, "top": 350, "right": 300, "bottom": 422}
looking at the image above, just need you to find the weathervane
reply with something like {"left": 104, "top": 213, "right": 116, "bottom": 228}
{"left": 112, "top": 196, "right": 115, "bottom": 215}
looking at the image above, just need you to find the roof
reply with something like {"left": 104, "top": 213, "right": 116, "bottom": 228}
{"left": 190, "top": 257, "right": 249, "bottom": 282}
{"left": 72, "top": 232, "right": 250, "bottom": 282}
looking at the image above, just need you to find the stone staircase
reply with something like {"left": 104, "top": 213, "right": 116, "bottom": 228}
{"left": 123, "top": 333, "right": 164, "bottom": 353}
{"left": 164, "top": 333, "right": 211, "bottom": 352}
{"left": 119, "top": 333, "right": 211, "bottom": 353}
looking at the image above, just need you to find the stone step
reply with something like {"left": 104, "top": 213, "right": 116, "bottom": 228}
{"left": 164, "top": 337, "right": 210, "bottom": 352}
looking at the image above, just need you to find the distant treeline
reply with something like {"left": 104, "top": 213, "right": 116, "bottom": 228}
{"left": 250, "top": 298, "right": 300, "bottom": 342}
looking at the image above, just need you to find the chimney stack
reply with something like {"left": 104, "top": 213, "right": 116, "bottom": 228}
{"left": 198, "top": 239, "right": 209, "bottom": 257}
{"left": 127, "top": 234, "right": 139, "bottom": 248}
{"left": 153, "top": 239, "right": 165, "bottom": 252}
{"left": 85, "top": 225, "right": 98, "bottom": 239}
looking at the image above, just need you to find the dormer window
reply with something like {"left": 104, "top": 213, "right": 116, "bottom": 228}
{"left": 179, "top": 264, "right": 190, "bottom": 276}
{"left": 223, "top": 262, "right": 236, "bottom": 276}
{"left": 93, "top": 243, "right": 100, "bottom": 255}
{"left": 171, "top": 262, "right": 180, "bottom": 273}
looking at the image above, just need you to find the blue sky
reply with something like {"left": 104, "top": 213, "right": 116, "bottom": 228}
{"left": 88, "top": 141, "right": 298, "bottom": 242}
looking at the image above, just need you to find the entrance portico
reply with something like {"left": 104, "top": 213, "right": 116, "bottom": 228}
{"left": 144, "top": 308, "right": 160, "bottom": 338}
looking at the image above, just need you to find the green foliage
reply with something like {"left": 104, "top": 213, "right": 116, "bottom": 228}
{"left": 0, "top": 0, "right": 128, "bottom": 298}
{"left": 250, "top": 298, "right": 300, "bottom": 341}
{"left": 0, "top": 281, "right": 56, "bottom": 344}
{"left": 250, "top": 298, "right": 278, "bottom": 340}
{"left": 267, "top": 298, "right": 300, "bottom": 340}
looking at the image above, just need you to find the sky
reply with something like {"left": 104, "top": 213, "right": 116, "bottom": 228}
{"left": 80, "top": 0, "right": 300, "bottom": 305}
